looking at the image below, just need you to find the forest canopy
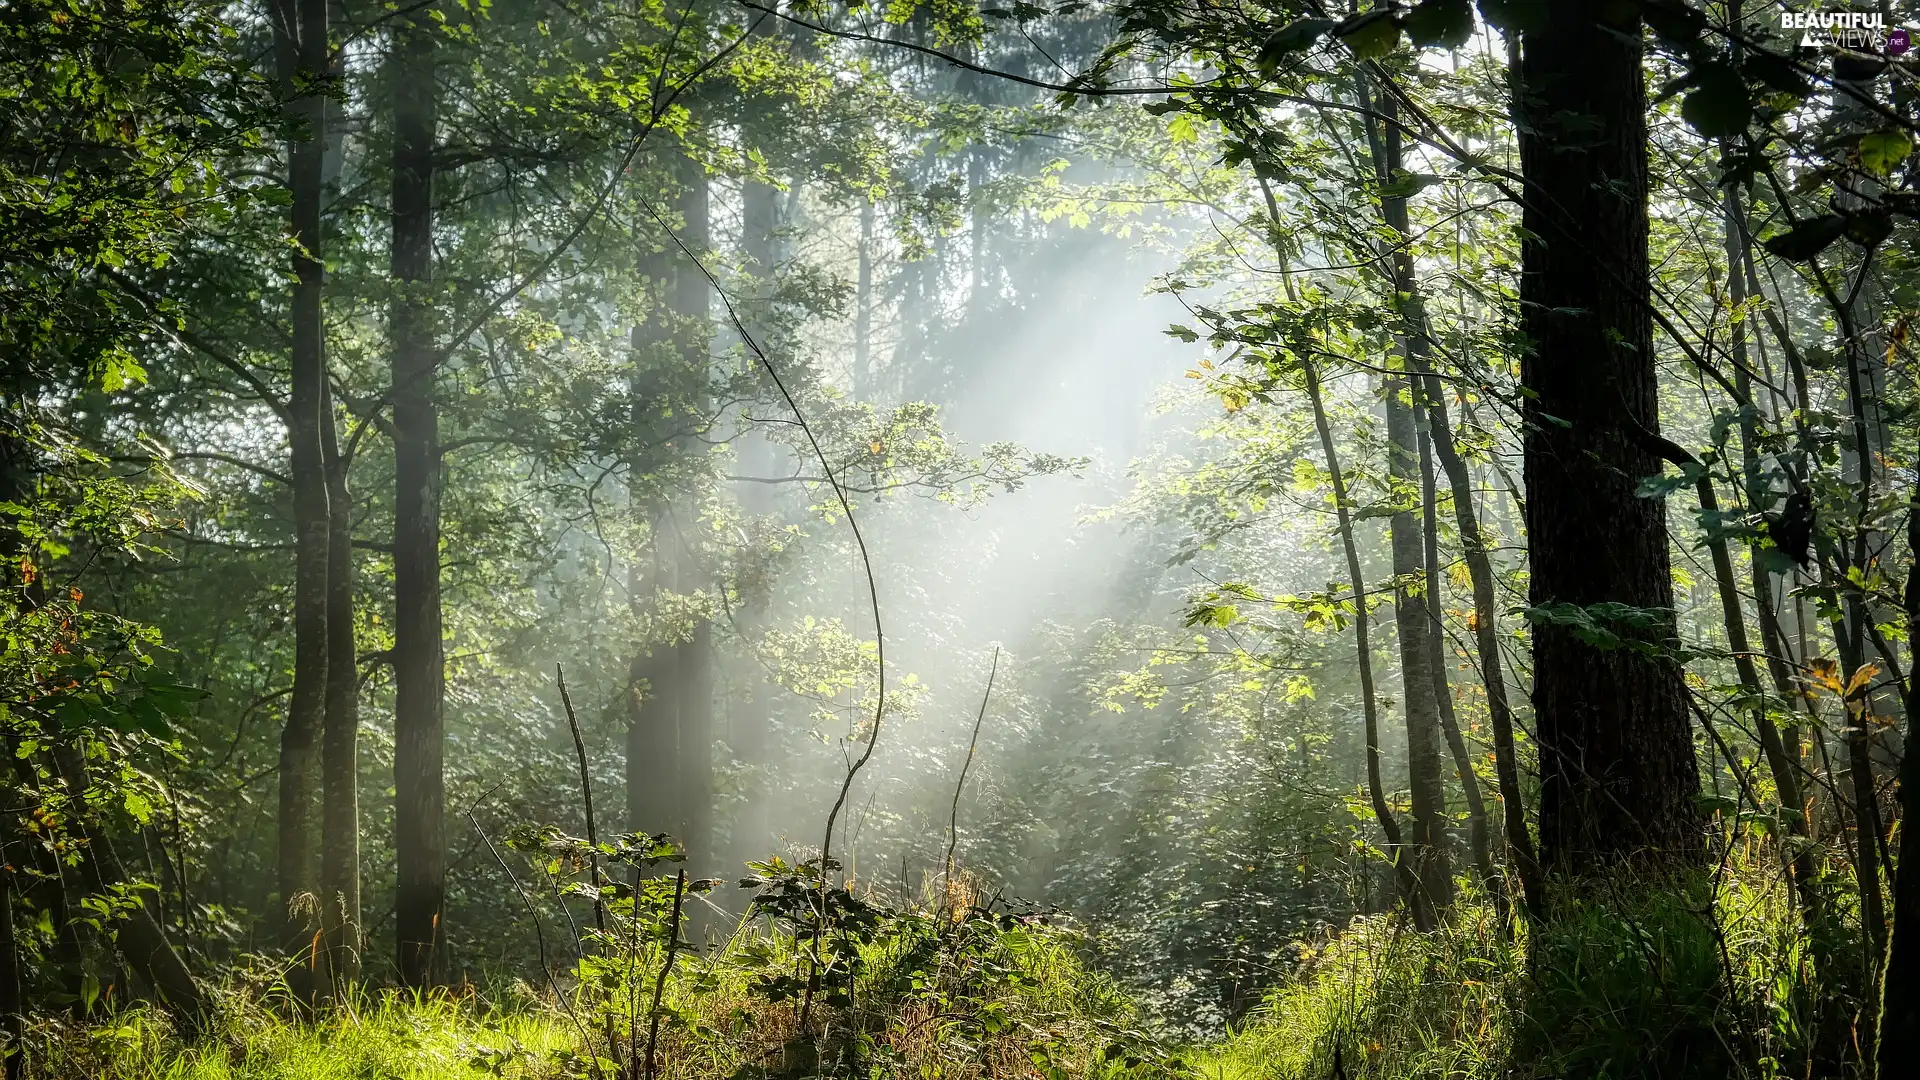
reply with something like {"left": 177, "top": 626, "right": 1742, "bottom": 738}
{"left": 2, "top": 0, "right": 1920, "bottom": 1078}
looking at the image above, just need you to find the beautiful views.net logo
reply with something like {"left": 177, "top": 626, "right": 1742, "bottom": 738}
{"left": 1780, "top": 10, "right": 1912, "bottom": 55}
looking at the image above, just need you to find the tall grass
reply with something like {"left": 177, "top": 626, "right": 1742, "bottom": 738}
{"left": 1202, "top": 861, "right": 1858, "bottom": 1080}
{"left": 25, "top": 895, "right": 1177, "bottom": 1079}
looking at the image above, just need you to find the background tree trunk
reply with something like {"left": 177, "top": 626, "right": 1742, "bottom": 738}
{"left": 272, "top": 0, "right": 331, "bottom": 971}
{"left": 1517, "top": 3, "right": 1700, "bottom": 870}
{"left": 389, "top": 9, "right": 443, "bottom": 990}
{"left": 1387, "top": 371, "right": 1451, "bottom": 927}
{"left": 671, "top": 157, "right": 714, "bottom": 870}
{"left": 318, "top": 390, "right": 359, "bottom": 992}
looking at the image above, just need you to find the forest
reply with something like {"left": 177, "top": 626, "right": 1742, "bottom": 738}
{"left": 4, "top": 0, "right": 1920, "bottom": 1076}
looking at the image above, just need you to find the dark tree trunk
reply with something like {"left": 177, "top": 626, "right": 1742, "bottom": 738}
{"left": 1387, "top": 371, "right": 1451, "bottom": 927}
{"left": 671, "top": 158, "right": 714, "bottom": 869}
{"left": 318, "top": 387, "right": 359, "bottom": 992}
{"left": 1423, "top": 378, "right": 1543, "bottom": 919}
{"left": 1303, "top": 355, "right": 1411, "bottom": 905}
{"left": 732, "top": 174, "right": 784, "bottom": 866}
{"left": 0, "top": 813, "right": 19, "bottom": 1077}
{"left": 854, "top": 199, "right": 874, "bottom": 400}
{"left": 629, "top": 648, "right": 679, "bottom": 834}
{"left": 1517, "top": 3, "right": 1699, "bottom": 870}
{"left": 1421, "top": 427, "right": 1498, "bottom": 909}
{"left": 389, "top": 10, "right": 443, "bottom": 989}
{"left": 272, "top": 0, "right": 331, "bottom": 969}
{"left": 1882, "top": 436, "right": 1920, "bottom": 1077}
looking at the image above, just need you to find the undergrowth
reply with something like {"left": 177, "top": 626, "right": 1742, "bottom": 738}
{"left": 24, "top": 857, "right": 1861, "bottom": 1079}
{"left": 1201, "top": 860, "right": 1861, "bottom": 1080}
{"left": 23, "top": 871, "right": 1180, "bottom": 1080}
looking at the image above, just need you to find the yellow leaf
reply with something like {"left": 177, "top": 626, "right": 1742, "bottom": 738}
{"left": 1845, "top": 662, "right": 1881, "bottom": 699}
{"left": 1807, "top": 657, "right": 1842, "bottom": 695}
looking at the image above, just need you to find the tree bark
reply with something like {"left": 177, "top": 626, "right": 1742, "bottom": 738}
{"left": 389, "top": 9, "right": 443, "bottom": 989}
{"left": 1420, "top": 426, "right": 1497, "bottom": 910}
{"left": 1517, "top": 3, "right": 1699, "bottom": 870}
{"left": 1304, "top": 356, "right": 1412, "bottom": 907}
{"left": 1880, "top": 429, "right": 1920, "bottom": 1075}
{"left": 272, "top": 0, "right": 331, "bottom": 970}
{"left": 318, "top": 386, "right": 359, "bottom": 992}
{"left": 0, "top": 808, "right": 19, "bottom": 1076}
{"left": 1387, "top": 371, "right": 1451, "bottom": 927}
{"left": 854, "top": 198, "right": 874, "bottom": 401}
{"left": 732, "top": 173, "right": 784, "bottom": 866}
{"left": 671, "top": 157, "right": 714, "bottom": 869}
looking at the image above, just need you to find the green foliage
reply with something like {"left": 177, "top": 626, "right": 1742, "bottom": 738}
{"left": 1205, "top": 865, "right": 1837, "bottom": 1080}
{"left": 30, "top": 881, "right": 1169, "bottom": 1079}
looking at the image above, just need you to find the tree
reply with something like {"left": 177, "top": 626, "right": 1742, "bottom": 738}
{"left": 270, "top": 0, "right": 334, "bottom": 975}
{"left": 1516, "top": 1, "right": 1700, "bottom": 871}
{"left": 389, "top": 4, "right": 444, "bottom": 989}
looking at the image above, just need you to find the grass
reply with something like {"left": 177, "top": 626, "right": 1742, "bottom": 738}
{"left": 24, "top": 888, "right": 1177, "bottom": 1079}
{"left": 1199, "top": 860, "right": 1863, "bottom": 1080}
{"left": 22, "top": 860, "right": 1865, "bottom": 1079}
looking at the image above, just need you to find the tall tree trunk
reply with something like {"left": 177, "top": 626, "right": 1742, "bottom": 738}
{"left": 1387, "top": 371, "right": 1451, "bottom": 927}
{"left": 671, "top": 156, "right": 714, "bottom": 869}
{"left": 389, "top": 10, "right": 443, "bottom": 989}
{"left": 854, "top": 199, "right": 874, "bottom": 401}
{"left": 1720, "top": 186, "right": 1824, "bottom": 929}
{"left": 318, "top": 388, "right": 359, "bottom": 993}
{"left": 272, "top": 0, "right": 331, "bottom": 970}
{"left": 1880, "top": 430, "right": 1920, "bottom": 1074}
{"left": 1345, "top": 76, "right": 1525, "bottom": 918}
{"left": 732, "top": 174, "right": 785, "bottom": 865}
{"left": 1304, "top": 356, "right": 1411, "bottom": 907}
{"left": 1517, "top": 3, "right": 1699, "bottom": 870}
{"left": 1421, "top": 380, "right": 1542, "bottom": 919}
{"left": 0, "top": 813, "right": 19, "bottom": 1077}
{"left": 1420, "top": 426, "right": 1498, "bottom": 911}
{"left": 629, "top": 647, "right": 678, "bottom": 834}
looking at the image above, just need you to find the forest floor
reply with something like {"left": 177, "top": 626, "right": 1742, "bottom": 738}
{"left": 25, "top": 868, "right": 1837, "bottom": 1080}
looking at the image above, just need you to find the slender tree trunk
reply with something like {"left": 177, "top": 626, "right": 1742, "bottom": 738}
{"left": 318, "top": 388, "right": 359, "bottom": 993}
{"left": 855, "top": 199, "right": 874, "bottom": 401}
{"left": 273, "top": 0, "right": 331, "bottom": 971}
{"left": 1421, "top": 426, "right": 1497, "bottom": 910}
{"left": 1387, "top": 371, "right": 1451, "bottom": 928}
{"left": 1422, "top": 378, "right": 1543, "bottom": 920}
{"left": 733, "top": 174, "right": 785, "bottom": 865}
{"left": 0, "top": 815, "right": 19, "bottom": 1077}
{"left": 1304, "top": 356, "right": 1411, "bottom": 906}
{"left": 1701, "top": 175, "right": 1828, "bottom": 941}
{"left": 1356, "top": 79, "right": 1470, "bottom": 921}
{"left": 1517, "top": 2, "right": 1699, "bottom": 870}
{"left": 1880, "top": 431, "right": 1920, "bottom": 1073}
{"left": 671, "top": 157, "right": 714, "bottom": 869}
{"left": 389, "top": 9, "right": 443, "bottom": 989}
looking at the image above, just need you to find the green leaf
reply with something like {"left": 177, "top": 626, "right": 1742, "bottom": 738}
{"left": 1761, "top": 214, "right": 1847, "bottom": 262}
{"left": 1403, "top": 0, "right": 1473, "bottom": 48}
{"left": 1334, "top": 10, "right": 1402, "bottom": 60}
{"left": 1860, "top": 130, "right": 1913, "bottom": 176}
{"left": 1476, "top": 0, "right": 1548, "bottom": 33}
{"left": 1257, "top": 18, "right": 1335, "bottom": 73}
{"left": 1379, "top": 170, "right": 1439, "bottom": 198}
{"left": 1680, "top": 62, "right": 1751, "bottom": 139}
